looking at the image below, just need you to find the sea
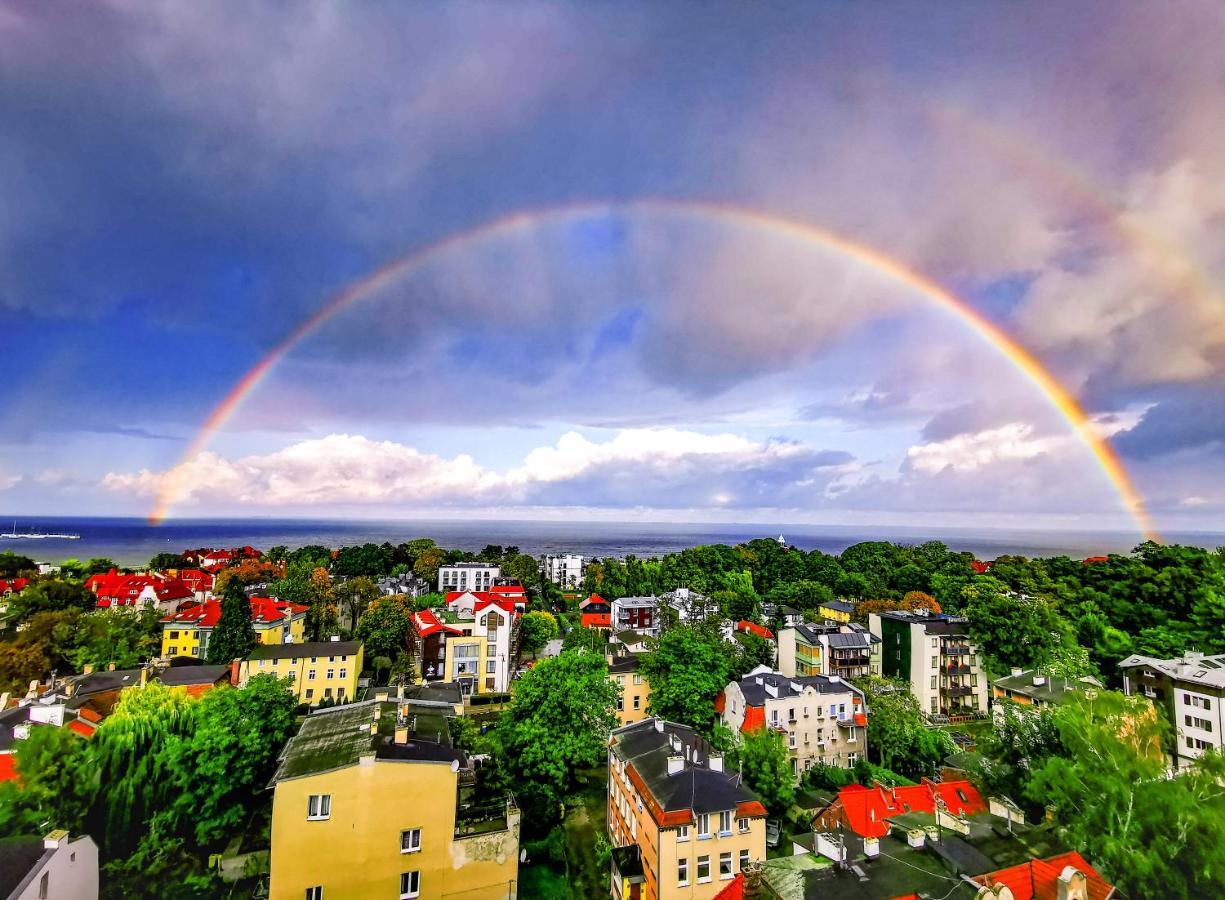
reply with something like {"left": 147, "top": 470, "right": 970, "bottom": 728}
{"left": 1, "top": 517, "right": 1223, "bottom": 567}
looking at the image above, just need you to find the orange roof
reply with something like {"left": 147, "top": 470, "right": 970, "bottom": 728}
{"left": 67, "top": 719, "right": 96, "bottom": 738}
{"left": 832, "top": 779, "right": 986, "bottom": 838}
{"left": 737, "top": 620, "right": 774, "bottom": 640}
{"left": 740, "top": 706, "right": 766, "bottom": 733}
{"left": 0, "top": 754, "right": 17, "bottom": 783}
{"left": 77, "top": 707, "right": 103, "bottom": 724}
{"left": 973, "top": 851, "right": 1115, "bottom": 900}
{"left": 714, "top": 690, "right": 727, "bottom": 714}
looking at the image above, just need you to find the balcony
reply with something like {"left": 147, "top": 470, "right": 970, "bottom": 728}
{"left": 942, "top": 645, "right": 971, "bottom": 656}
{"left": 945, "top": 663, "right": 970, "bottom": 674}
{"left": 942, "top": 684, "right": 972, "bottom": 697}
{"left": 454, "top": 796, "right": 516, "bottom": 838}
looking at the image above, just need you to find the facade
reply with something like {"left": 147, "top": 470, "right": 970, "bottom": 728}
{"left": 580, "top": 594, "right": 613, "bottom": 629}
{"left": 816, "top": 600, "right": 854, "bottom": 624}
{"left": 718, "top": 666, "right": 867, "bottom": 777}
{"left": 608, "top": 718, "right": 767, "bottom": 900}
{"left": 238, "top": 639, "right": 363, "bottom": 706}
{"left": 869, "top": 612, "right": 989, "bottom": 720}
{"left": 376, "top": 573, "right": 431, "bottom": 597}
{"left": 660, "top": 588, "right": 719, "bottom": 625}
{"left": 778, "top": 623, "right": 881, "bottom": 680}
{"left": 1120, "top": 651, "right": 1225, "bottom": 770}
{"left": 0, "top": 831, "right": 99, "bottom": 900}
{"left": 613, "top": 596, "right": 660, "bottom": 638}
{"left": 160, "top": 596, "right": 308, "bottom": 659}
{"left": 409, "top": 595, "right": 519, "bottom": 695}
{"left": 87, "top": 569, "right": 195, "bottom": 613}
{"left": 543, "top": 554, "right": 585, "bottom": 589}
{"left": 437, "top": 563, "right": 500, "bottom": 593}
{"left": 609, "top": 654, "right": 652, "bottom": 726}
{"left": 268, "top": 700, "right": 519, "bottom": 900}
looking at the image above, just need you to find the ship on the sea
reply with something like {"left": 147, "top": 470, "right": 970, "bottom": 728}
{"left": 0, "top": 521, "right": 80, "bottom": 540}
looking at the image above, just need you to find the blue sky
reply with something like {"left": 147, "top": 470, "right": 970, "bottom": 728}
{"left": 2, "top": 1, "right": 1224, "bottom": 534}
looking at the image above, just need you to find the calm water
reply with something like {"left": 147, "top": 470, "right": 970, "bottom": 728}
{"left": 1, "top": 516, "right": 1222, "bottom": 567}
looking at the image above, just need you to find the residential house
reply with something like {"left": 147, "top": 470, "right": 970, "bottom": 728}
{"left": 992, "top": 668, "right": 1102, "bottom": 715}
{"left": 580, "top": 594, "right": 613, "bottom": 630}
{"left": 1120, "top": 650, "right": 1225, "bottom": 770}
{"left": 762, "top": 604, "right": 803, "bottom": 629}
{"left": 660, "top": 588, "right": 719, "bottom": 625}
{"left": 543, "top": 554, "right": 584, "bottom": 589}
{"left": 612, "top": 631, "right": 652, "bottom": 655}
{"left": 613, "top": 596, "right": 660, "bottom": 638}
{"left": 160, "top": 596, "right": 308, "bottom": 659}
{"left": 437, "top": 563, "right": 500, "bottom": 594}
{"left": 608, "top": 718, "right": 767, "bottom": 900}
{"left": 0, "top": 831, "right": 99, "bottom": 900}
{"left": 268, "top": 699, "right": 519, "bottom": 900}
{"left": 238, "top": 639, "right": 363, "bottom": 706}
{"left": 609, "top": 654, "right": 652, "bottom": 726}
{"left": 811, "top": 779, "right": 986, "bottom": 838}
{"left": 778, "top": 623, "right": 881, "bottom": 680}
{"left": 717, "top": 666, "right": 867, "bottom": 777}
{"left": 87, "top": 569, "right": 195, "bottom": 614}
{"left": 155, "top": 664, "right": 232, "bottom": 697}
{"left": 409, "top": 596, "right": 519, "bottom": 695}
{"left": 377, "top": 573, "right": 432, "bottom": 597}
{"left": 969, "top": 851, "right": 1116, "bottom": 900}
{"left": 0, "top": 578, "right": 29, "bottom": 596}
{"left": 869, "top": 611, "right": 989, "bottom": 720}
{"left": 816, "top": 599, "right": 854, "bottom": 624}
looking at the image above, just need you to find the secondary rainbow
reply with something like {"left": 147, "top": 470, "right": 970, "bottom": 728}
{"left": 148, "top": 200, "right": 1158, "bottom": 540}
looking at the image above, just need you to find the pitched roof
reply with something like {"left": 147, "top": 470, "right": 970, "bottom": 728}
{"left": 161, "top": 597, "right": 308, "bottom": 629}
{"left": 247, "top": 640, "right": 361, "bottom": 661}
{"left": 0, "top": 837, "right": 50, "bottom": 898}
{"left": 736, "top": 620, "right": 774, "bottom": 640}
{"left": 993, "top": 670, "right": 1102, "bottom": 703}
{"left": 828, "top": 779, "right": 986, "bottom": 838}
{"left": 156, "top": 665, "right": 231, "bottom": 687}
{"left": 0, "top": 755, "right": 16, "bottom": 783}
{"left": 0, "top": 578, "right": 28, "bottom": 594}
{"left": 819, "top": 600, "right": 855, "bottom": 614}
{"left": 412, "top": 609, "right": 464, "bottom": 638}
{"left": 971, "top": 851, "right": 1115, "bottom": 900}
{"left": 1118, "top": 652, "right": 1225, "bottom": 689}
{"left": 734, "top": 670, "right": 864, "bottom": 707}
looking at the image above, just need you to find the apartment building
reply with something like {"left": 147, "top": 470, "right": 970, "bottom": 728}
{"left": 608, "top": 718, "right": 767, "bottom": 900}
{"left": 238, "top": 639, "right": 363, "bottom": 706}
{"left": 717, "top": 666, "right": 867, "bottom": 777}
{"left": 992, "top": 668, "right": 1102, "bottom": 714}
{"left": 268, "top": 700, "right": 519, "bottom": 900}
{"left": 816, "top": 600, "right": 854, "bottom": 624}
{"left": 777, "top": 623, "right": 881, "bottom": 680}
{"left": 1120, "top": 650, "right": 1225, "bottom": 770}
{"left": 613, "top": 596, "right": 660, "bottom": 638}
{"left": 160, "top": 596, "right": 308, "bottom": 659}
{"left": 543, "top": 554, "right": 585, "bottom": 588}
{"left": 609, "top": 654, "right": 652, "bottom": 727}
{"left": 869, "top": 611, "right": 989, "bottom": 720}
{"left": 409, "top": 595, "right": 518, "bottom": 695}
{"left": 437, "top": 563, "right": 500, "bottom": 593}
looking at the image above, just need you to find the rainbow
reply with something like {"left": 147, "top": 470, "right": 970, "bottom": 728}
{"left": 148, "top": 200, "right": 1158, "bottom": 539}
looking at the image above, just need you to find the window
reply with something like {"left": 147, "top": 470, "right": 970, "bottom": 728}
{"left": 310, "top": 656, "right": 317, "bottom": 663}
{"left": 720, "top": 851, "right": 733, "bottom": 879}
{"left": 339, "top": 668, "right": 346, "bottom": 679}
{"left": 633, "top": 674, "right": 643, "bottom": 685}
{"left": 932, "top": 656, "right": 938, "bottom": 668}
{"left": 170, "top": 630, "right": 179, "bottom": 639}
{"left": 632, "top": 696, "right": 641, "bottom": 710}
{"left": 616, "top": 696, "right": 624, "bottom": 711}
{"left": 305, "top": 889, "right": 322, "bottom": 900}
{"left": 487, "top": 660, "right": 496, "bottom": 673}
{"left": 739, "top": 848, "right": 750, "bottom": 871}
{"left": 39, "top": 872, "right": 49, "bottom": 900}
{"left": 307, "top": 794, "right": 331, "bottom": 820}
{"left": 677, "top": 858, "right": 689, "bottom": 886}
{"left": 677, "top": 825, "right": 689, "bottom": 842}
{"left": 789, "top": 731, "right": 796, "bottom": 748}
{"left": 337, "top": 687, "right": 346, "bottom": 699}
{"left": 288, "top": 670, "right": 296, "bottom": 682}
{"left": 697, "top": 855, "right": 711, "bottom": 883}
{"left": 169, "top": 646, "right": 178, "bottom": 655}
{"left": 718, "top": 811, "right": 731, "bottom": 835}
{"left": 326, "top": 669, "right": 335, "bottom": 679}
{"left": 308, "top": 669, "right": 317, "bottom": 681}
{"left": 697, "top": 813, "right": 710, "bottom": 837}
{"left": 930, "top": 675, "right": 936, "bottom": 689}
{"left": 399, "top": 871, "right": 420, "bottom": 899}
{"left": 401, "top": 828, "right": 421, "bottom": 853}
{"left": 305, "top": 688, "right": 314, "bottom": 700}
{"left": 737, "top": 817, "right": 750, "bottom": 833}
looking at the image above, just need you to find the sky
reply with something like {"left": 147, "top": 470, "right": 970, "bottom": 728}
{"left": 2, "top": 1, "right": 1224, "bottom": 536}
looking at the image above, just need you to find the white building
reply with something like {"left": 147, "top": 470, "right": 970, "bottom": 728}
{"left": 1120, "top": 651, "right": 1225, "bottom": 771}
{"left": 444, "top": 591, "right": 519, "bottom": 693}
{"left": 868, "top": 611, "right": 989, "bottom": 720}
{"left": 437, "top": 562, "right": 500, "bottom": 593}
{"left": 543, "top": 554, "right": 584, "bottom": 589}
{"left": 1, "top": 830, "right": 99, "bottom": 900}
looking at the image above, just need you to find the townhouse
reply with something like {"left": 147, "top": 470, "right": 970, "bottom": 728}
{"left": 868, "top": 611, "right": 989, "bottom": 720}
{"left": 613, "top": 596, "right": 660, "bottom": 638}
{"left": 0, "top": 830, "right": 99, "bottom": 900}
{"left": 160, "top": 596, "right": 308, "bottom": 659}
{"left": 609, "top": 654, "right": 652, "bottom": 726}
{"left": 777, "top": 623, "right": 881, "bottom": 680}
{"left": 437, "top": 562, "right": 500, "bottom": 593}
{"left": 608, "top": 718, "right": 767, "bottom": 900}
{"left": 238, "top": 639, "right": 363, "bottom": 706}
{"left": 268, "top": 699, "right": 519, "bottom": 900}
{"left": 409, "top": 592, "right": 519, "bottom": 695}
{"left": 816, "top": 599, "right": 854, "bottom": 624}
{"left": 1120, "top": 650, "right": 1225, "bottom": 770}
{"left": 717, "top": 666, "right": 868, "bottom": 777}
{"left": 811, "top": 779, "right": 986, "bottom": 839}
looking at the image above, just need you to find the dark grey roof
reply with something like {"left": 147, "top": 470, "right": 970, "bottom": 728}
{"left": 248, "top": 640, "right": 361, "bottom": 661}
{"left": 65, "top": 669, "right": 143, "bottom": 696}
{"left": 156, "top": 665, "right": 230, "bottom": 687}
{"left": 1119, "top": 652, "right": 1225, "bottom": 689}
{"left": 614, "top": 630, "right": 648, "bottom": 644}
{"left": 877, "top": 611, "right": 971, "bottom": 636}
{"left": 0, "top": 837, "right": 50, "bottom": 898}
{"left": 992, "top": 670, "right": 1101, "bottom": 703}
{"left": 608, "top": 655, "right": 641, "bottom": 675}
{"left": 0, "top": 706, "right": 32, "bottom": 752}
{"left": 400, "top": 682, "right": 464, "bottom": 706}
{"left": 825, "top": 632, "right": 871, "bottom": 649}
{"left": 735, "top": 671, "right": 862, "bottom": 706}
{"left": 821, "top": 601, "right": 855, "bottom": 614}
{"left": 614, "top": 596, "right": 658, "bottom": 607}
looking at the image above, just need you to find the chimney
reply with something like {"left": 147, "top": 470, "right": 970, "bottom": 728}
{"left": 709, "top": 753, "right": 724, "bottom": 773}
{"left": 667, "top": 754, "right": 684, "bottom": 775}
{"left": 0, "top": 692, "right": 8, "bottom": 711}
{"left": 1032, "top": 675, "right": 1047, "bottom": 686}
{"left": 139, "top": 666, "right": 148, "bottom": 688}
{"left": 395, "top": 725, "right": 408, "bottom": 744}
{"left": 107, "top": 663, "right": 116, "bottom": 672}
{"left": 654, "top": 719, "right": 664, "bottom": 733}
{"left": 43, "top": 830, "right": 69, "bottom": 850}
{"left": 330, "top": 635, "right": 341, "bottom": 642}
{"left": 83, "top": 664, "right": 94, "bottom": 676}
{"left": 863, "top": 836, "right": 880, "bottom": 858}
{"left": 906, "top": 828, "right": 926, "bottom": 848}
{"left": 229, "top": 658, "right": 242, "bottom": 687}
{"left": 1011, "top": 667, "right": 1024, "bottom": 677}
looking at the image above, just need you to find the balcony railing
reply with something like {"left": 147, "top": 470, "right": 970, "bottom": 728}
{"left": 454, "top": 797, "right": 515, "bottom": 838}
{"left": 945, "top": 663, "right": 970, "bottom": 674}
{"left": 942, "top": 685, "right": 972, "bottom": 697}
{"left": 942, "top": 646, "right": 970, "bottom": 656}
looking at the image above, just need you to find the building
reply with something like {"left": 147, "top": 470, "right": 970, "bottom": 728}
{"left": 660, "top": 588, "right": 719, "bottom": 625}
{"left": 992, "top": 668, "right": 1102, "bottom": 713}
{"left": 580, "top": 594, "right": 613, "bottom": 629}
{"left": 777, "top": 623, "right": 881, "bottom": 680}
{"left": 87, "top": 569, "right": 195, "bottom": 613}
{"left": 154, "top": 664, "right": 232, "bottom": 697}
{"left": 238, "top": 639, "right": 363, "bottom": 706}
{"left": 811, "top": 779, "right": 986, "bottom": 838}
{"left": 612, "top": 596, "right": 660, "bottom": 638}
{"left": 734, "top": 620, "right": 774, "bottom": 642}
{"left": 1120, "top": 650, "right": 1225, "bottom": 770}
{"left": 869, "top": 611, "right": 989, "bottom": 720}
{"left": 613, "top": 630, "right": 651, "bottom": 655}
{"left": 267, "top": 699, "right": 519, "bottom": 900}
{"left": 816, "top": 599, "right": 854, "bottom": 624}
{"left": 609, "top": 654, "right": 652, "bottom": 726}
{"left": 377, "top": 573, "right": 431, "bottom": 597}
{"left": 717, "top": 666, "right": 867, "bottom": 777}
{"left": 543, "top": 554, "right": 584, "bottom": 589}
{"left": 160, "top": 596, "right": 308, "bottom": 659}
{"left": 608, "top": 718, "right": 767, "bottom": 900}
{"left": 409, "top": 596, "right": 519, "bottom": 695}
{"left": 0, "top": 831, "right": 99, "bottom": 900}
{"left": 969, "top": 851, "right": 1116, "bottom": 900}
{"left": 437, "top": 562, "right": 500, "bottom": 593}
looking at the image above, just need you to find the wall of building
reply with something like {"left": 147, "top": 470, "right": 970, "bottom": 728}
{"left": 612, "top": 672, "right": 652, "bottom": 726}
{"left": 11, "top": 836, "right": 99, "bottom": 900}
{"left": 241, "top": 646, "right": 363, "bottom": 705}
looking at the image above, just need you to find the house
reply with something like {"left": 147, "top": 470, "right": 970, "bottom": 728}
{"left": 543, "top": 554, "right": 584, "bottom": 589}
{"left": 970, "top": 850, "right": 1116, "bottom": 899}
{"left": 777, "top": 623, "right": 881, "bottom": 680}
{"left": 608, "top": 718, "right": 767, "bottom": 900}
{"left": 376, "top": 573, "right": 431, "bottom": 597}
{"left": 1120, "top": 650, "right": 1225, "bottom": 770}
{"left": 811, "top": 779, "right": 986, "bottom": 839}
{"left": 992, "top": 668, "right": 1102, "bottom": 714}
{"left": 267, "top": 699, "right": 519, "bottom": 900}
{"left": 437, "top": 562, "right": 500, "bottom": 593}
{"left": 88, "top": 569, "right": 195, "bottom": 614}
{"left": 409, "top": 598, "right": 518, "bottom": 696}
{"left": 762, "top": 604, "right": 804, "bottom": 629}
{"left": 612, "top": 596, "right": 660, "bottom": 638}
{"left": 160, "top": 596, "right": 309, "bottom": 659}
{"left": 580, "top": 594, "right": 613, "bottom": 629}
{"left": 0, "top": 831, "right": 99, "bottom": 900}
{"left": 869, "top": 611, "right": 989, "bottom": 720}
{"left": 612, "top": 630, "right": 652, "bottom": 655}
{"left": 816, "top": 599, "right": 854, "bottom": 624}
{"left": 660, "top": 588, "right": 719, "bottom": 625}
{"left": 238, "top": 639, "right": 363, "bottom": 706}
{"left": 0, "top": 578, "right": 29, "bottom": 596}
{"left": 609, "top": 654, "right": 652, "bottom": 726}
{"left": 734, "top": 620, "right": 774, "bottom": 642}
{"left": 717, "top": 666, "right": 867, "bottom": 777}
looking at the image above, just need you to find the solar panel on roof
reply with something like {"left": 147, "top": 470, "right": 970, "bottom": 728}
{"left": 1201, "top": 660, "right": 1221, "bottom": 669}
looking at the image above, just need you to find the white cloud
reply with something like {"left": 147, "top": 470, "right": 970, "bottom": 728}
{"left": 906, "top": 423, "right": 1062, "bottom": 475}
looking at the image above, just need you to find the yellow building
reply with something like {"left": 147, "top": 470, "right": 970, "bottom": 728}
{"left": 161, "top": 597, "right": 308, "bottom": 659}
{"left": 410, "top": 604, "right": 516, "bottom": 696}
{"left": 269, "top": 699, "right": 519, "bottom": 900}
{"left": 817, "top": 600, "right": 854, "bottom": 624}
{"left": 609, "top": 654, "right": 652, "bottom": 727}
{"left": 608, "top": 718, "right": 767, "bottom": 900}
{"left": 239, "top": 640, "right": 363, "bottom": 706}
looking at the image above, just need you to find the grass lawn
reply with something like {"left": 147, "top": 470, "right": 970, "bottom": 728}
{"left": 563, "top": 767, "right": 610, "bottom": 899}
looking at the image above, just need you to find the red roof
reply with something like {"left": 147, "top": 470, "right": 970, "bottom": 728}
{"left": 970, "top": 560, "right": 992, "bottom": 574}
{"left": 96, "top": 573, "right": 194, "bottom": 607}
{"left": 0, "top": 754, "right": 16, "bottom": 783}
{"left": 713, "top": 874, "right": 745, "bottom": 900}
{"left": 77, "top": 707, "right": 103, "bottom": 724}
{"left": 162, "top": 597, "right": 308, "bottom": 629}
{"left": 972, "top": 851, "right": 1114, "bottom": 900}
{"left": 582, "top": 613, "right": 612, "bottom": 628}
{"left": 740, "top": 706, "right": 766, "bottom": 733}
{"left": 0, "top": 578, "right": 28, "bottom": 594}
{"left": 412, "top": 609, "right": 463, "bottom": 638}
{"left": 831, "top": 779, "right": 986, "bottom": 838}
{"left": 737, "top": 620, "right": 774, "bottom": 640}
{"left": 67, "top": 719, "right": 96, "bottom": 738}
{"left": 714, "top": 691, "right": 727, "bottom": 714}
{"left": 446, "top": 591, "right": 522, "bottom": 615}
{"left": 1082, "top": 556, "right": 1109, "bottom": 565}
{"left": 580, "top": 594, "right": 609, "bottom": 609}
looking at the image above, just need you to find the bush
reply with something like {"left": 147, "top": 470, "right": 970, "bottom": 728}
{"left": 524, "top": 825, "right": 567, "bottom": 866}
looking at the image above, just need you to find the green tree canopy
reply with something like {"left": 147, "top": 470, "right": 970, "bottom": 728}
{"left": 206, "top": 581, "right": 256, "bottom": 664}
{"left": 729, "top": 727, "right": 794, "bottom": 815}
{"left": 518, "top": 610, "right": 560, "bottom": 658}
{"left": 639, "top": 624, "right": 733, "bottom": 735}
{"left": 355, "top": 595, "right": 414, "bottom": 661}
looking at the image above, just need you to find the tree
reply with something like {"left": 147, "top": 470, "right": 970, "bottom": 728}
{"left": 854, "top": 676, "right": 954, "bottom": 778}
{"left": 519, "top": 611, "right": 560, "bottom": 659}
{"left": 495, "top": 652, "right": 618, "bottom": 821}
{"left": 148, "top": 552, "right": 185, "bottom": 570}
{"left": 732, "top": 632, "right": 774, "bottom": 678}
{"left": 900, "top": 591, "right": 941, "bottom": 614}
{"left": 0, "top": 642, "right": 49, "bottom": 694}
{"left": 8, "top": 580, "right": 95, "bottom": 622}
{"left": 355, "top": 595, "right": 414, "bottom": 660}
{"left": 562, "top": 625, "right": 606, "bottom": 654}
{"left": 84, "top": 557, "right": 118, "bottom": 576}
{"left": 639, "top": 625, "right": 733, "bottom": 735}
{"left": 962, "top": 580, "right": 1061, "bottom": 677}
{"left": 372, "top": 655, "right": 393, "bottom": 684}
{"left": 335, "top": 576, "right": 380, "bottom": 629}
{"left": 0, "top": 551, "right": 36, "bottom": 577}
{"left": 503, "top": 553, "right": 541, "bottom": 586}
{"left": 0, "top": 725, "right": 94, "bottom": 835}
{"left": 412, "top": 547, "right": 446, "bottom": 584}
{"left": 206, "top": 581, "right": 256, "bottom": 664}
{"left": 730, "top": 727, "right": 794, "bottom": 815}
